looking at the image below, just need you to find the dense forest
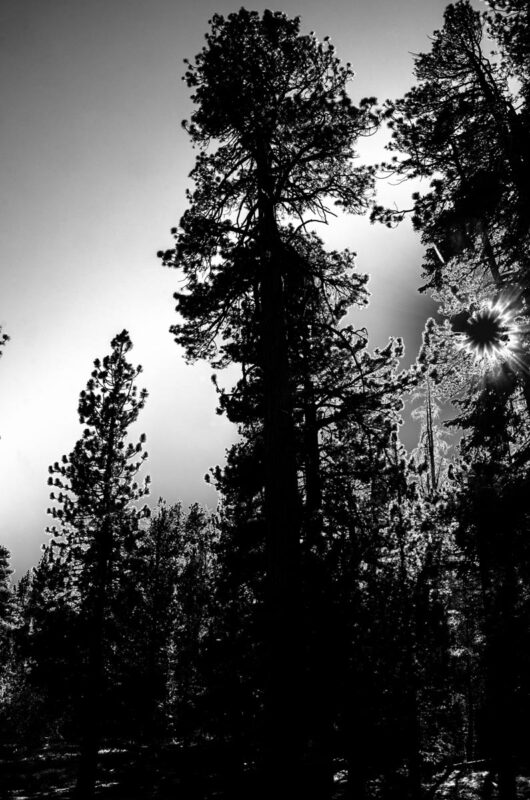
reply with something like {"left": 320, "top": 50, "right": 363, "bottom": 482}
{"left": 1, "top": 1, "right": 530, "bottom": 797}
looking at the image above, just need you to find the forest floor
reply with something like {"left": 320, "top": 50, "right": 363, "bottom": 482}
{"left": 0, "top": 742, "right": 223, "bottom": 799}
{"left": 2, "top": 744, "right": 530, "bottom": 799}
{"left": 432, "top": 770, "right": 530, "bottom": 799}
{"left": 0, "top": 741, "right": 331, "bottom": 799}
{"left": 0, "top": 741, "right": 253, "bottom": 799}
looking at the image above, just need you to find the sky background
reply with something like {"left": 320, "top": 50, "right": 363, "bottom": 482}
{"left": 0, "top": 0, "right": 469, "bottom": 577}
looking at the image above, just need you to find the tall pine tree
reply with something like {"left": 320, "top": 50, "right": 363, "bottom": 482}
{"left": 159, "top": 10, "right": 378, "bottom": 794}
{"left": 47, "top": 330, "right": 149, "bottom": 798}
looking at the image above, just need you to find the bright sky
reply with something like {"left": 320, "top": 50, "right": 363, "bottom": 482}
{"left": 1, "top": 0, "right": 458, "bottom": 577}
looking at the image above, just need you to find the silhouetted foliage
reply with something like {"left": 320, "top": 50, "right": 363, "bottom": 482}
{"left": 2, "top": 5, "right": 530, "bottom": 800}
{"left": 158, "top": 9, "right": 381, "bottom": 796}
{"left": 46, "top": 330, "right": 150, "bottom": 797}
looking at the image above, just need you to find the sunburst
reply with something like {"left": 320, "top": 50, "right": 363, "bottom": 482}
{"left": 457, "top": 299, "right": 527, "bottom": 373}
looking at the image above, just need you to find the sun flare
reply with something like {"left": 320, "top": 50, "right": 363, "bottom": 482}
{"left": 457, "top": 299, "right": 527, "bottom": 373}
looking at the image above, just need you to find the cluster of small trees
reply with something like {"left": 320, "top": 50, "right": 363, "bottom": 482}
{"left": 1, "top": 2, "right": 529, "bottom": 798}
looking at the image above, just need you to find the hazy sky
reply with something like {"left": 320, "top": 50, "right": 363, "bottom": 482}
{"left": 1, "top": 0, "right": 466, "bottom": 577}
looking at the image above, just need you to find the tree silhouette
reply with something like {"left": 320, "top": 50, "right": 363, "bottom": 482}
{"left": 159, "top": 10, "right": 378, "bottom": 794}
{"left": 0, "top": 545, "right": 14, "bottom": 675}
{"left": 47, "top": 330, "right": 149, "bottom": 798}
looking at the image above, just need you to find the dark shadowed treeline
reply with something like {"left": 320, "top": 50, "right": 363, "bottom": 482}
{"left": 1, "top": 2, "right": 530, "bottom": 798}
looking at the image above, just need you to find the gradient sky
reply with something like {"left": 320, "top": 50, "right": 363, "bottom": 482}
{"left": 0, "top": 0, "right": 468, "bottom": 577}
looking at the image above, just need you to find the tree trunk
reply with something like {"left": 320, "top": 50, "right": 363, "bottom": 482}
{"left": 256, "top": 143, "right": 303, "bottom": 796}
{"left": 76, "top": 538, "right": 109, "bottom": 799}
{"left": 76, "top": 424, "right": 116, "bottom": 797}
{"left": 475, "top": 491, "right": 518, "bottom": 800}
{"left": 302, "top": 374, "right": 335, "bottom": 798}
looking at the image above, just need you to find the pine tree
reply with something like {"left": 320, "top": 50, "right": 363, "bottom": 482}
{"left": 446, "top": 375, "right": 530, "bottom": 800}
{"left": 47, "top": 330, "right": 149, "bottom": 798}
{"left": 485, "top": 0, "right": 530, "bottom": 108}
{"left": 404, "top": 280, "right": 530, "bottom": 800}
{"left": 0, "top": 544, "right": 13, "bottom": 627}
{"left": 370, "top": 13, "right": 530, "bottom": 787}
{"left": 374, "top": 0, "right": 529, "bottom": 286}
{"left": 168, "top": 504, "right": 218, "bottom": 742}
{"left": 15, "top": 542, "right": 81, "bottom": 741}
{"left": 0, "top": 545, "right": 18, "bottom": 754}
{"left": 159, "top": 10, "right": 378, "bottom": 794}
{"left": 127, "top": 500, "right": 218, "bottom": 748}
{"left": 205, "top": 269, "right": 415, "bottom": 796}
{"left": 0, "top": 545, "right": 14, "bottom": 689}
{"left": 373, "top": 0, "right": 530, "bottom": 414}
{"left": 130, "top": 501, "right": 184, "bottom": 745}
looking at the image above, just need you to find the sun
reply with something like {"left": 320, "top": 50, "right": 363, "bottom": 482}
{"left": 458, "top": 299, "right": 524, "bottom": 371}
